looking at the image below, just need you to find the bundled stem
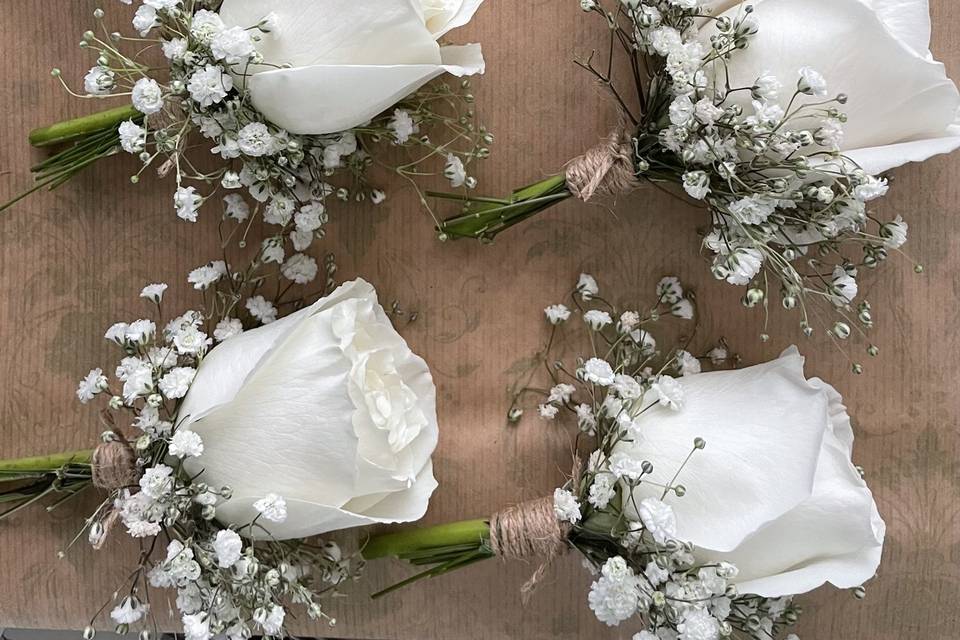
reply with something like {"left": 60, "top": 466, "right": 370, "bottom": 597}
{"left": 435, "top": 175, "right": 572, "bottom": 241}
{"left": 364, "top": 519, "right": 494, "bottom": 598}
{"left": 0, "top": 450, "right": 94, "bottom": 475}
{"left": 0, "top": 450, "right": 94, "bottom": 520}
{"left": 29, "top": 105, "right": 141, "bottom": 148}
{"left": 1, "top": 106, "right": 143, "bottom": 214}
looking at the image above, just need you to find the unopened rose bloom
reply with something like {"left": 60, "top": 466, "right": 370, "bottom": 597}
{"left": 702, "top": 0, "right": 960, "bottom": 174}
{"left": 178, "top": 279, "right": 439, "bottom": 539}
{"left": 218, "top": 0, "right": 486, "bottom": 134}
{"left": 614, "top": 348, "right": 884, "bottom": 597}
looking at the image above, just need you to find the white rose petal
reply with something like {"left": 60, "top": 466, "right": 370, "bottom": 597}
{"left": 702, "top": 0, "right": 960, "bottom": 175}
{"left": 615, "top": 348, "right": 884, "bottom": 597}
{"left": 218, "top": 0, "right": 486, "bottom": 134}
{"left": 177, "top": 280, "right": 439, "bottom": 539}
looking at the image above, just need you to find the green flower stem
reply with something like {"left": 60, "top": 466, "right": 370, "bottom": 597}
{"left": 364, "top": 518, "right": 490, "bottom": 560}
{"left": 28, "top": 105, "right": 141, "bottom": 148}
{"left": 0, "top": 450, "right": 94, "bottom": 520}
{"left": 364, "top": 519, "right": 496, "bottom": 598}
{"left": 434, "top": 174, "right": 573, "bottom": 241}
{"left": 2, "top": 110, "right": 133, "bottom": 214}
{"left": 0, "top": 450, "right": 93, "bottom": 476}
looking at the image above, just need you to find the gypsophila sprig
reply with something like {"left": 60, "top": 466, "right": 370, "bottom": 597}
{"left": 8, "top": 1, "right": 492, "bottom": 235}
{"left": 434, "top": 0, "right": 934, "bottom": 368}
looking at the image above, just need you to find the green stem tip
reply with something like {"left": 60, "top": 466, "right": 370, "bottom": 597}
{"left": 435, "top": 174, "right": 573, "bottom": 241}
{"left": 0, "top": 450, "right": 93, "bottom": 475}
{"left": 28, "top": 104, "right": 142, "bottom": 148}
{"left": 364, "top": 519, "right": 490, "bottom": 560}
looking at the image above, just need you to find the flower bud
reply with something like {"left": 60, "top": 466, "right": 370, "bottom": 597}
{"left": 88, "top": 522, "right": 105, "bottom": 547}
{"left": 833, "top": 321, "right": 851, "bottom": 339}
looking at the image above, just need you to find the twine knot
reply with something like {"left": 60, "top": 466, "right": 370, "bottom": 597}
{"left": 564, "top": 128, "right": 641, "bottom": 202}
{"left": 489, "top": 496, "right": 572, "bottom": 604}
{"left": 91, "top": 433, "right": 139, "bottom": 491}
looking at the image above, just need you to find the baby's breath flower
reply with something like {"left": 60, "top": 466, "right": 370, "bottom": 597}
{"left": 84, "top": 67, "right": 114, "bottom": 96}
{"left": 187, "top": 261, "right": 226, "bottom": 290}
{"left": 168, "top": 429, "right": 204, "bottom": 459}
{"left": 651, "top": 375, "right": 684, "bottom": 410}
{"left": 174, "top": 186, "right": 202, "bottom": 222}
{"left": 246, "top": 295, "right": 278, "bottom": 324}
{"left": 538, "top": 403, "right": 559, "bottom": 420}
{"left": 139, "top": 464, "right": 174, "bottom": 500}
{"left": 389, "top": 109, "right": 418, "bottom": 143}
{"left": 608, "top": 452, "right": 647, "bottom": 482}
{"left": 213, "top": 318, "right": 243, "bottom": 342}
{"left": 657, "top": 277, "right": 683, "bottom": 304}
{"left": 619, "top": 310, "right": 640, "bottom": 331}
{"left": 159, "top": 367, "right": 197, "bottom": 399}
{"left": 722, "top": 248, "right": 763, "bottom": 286}
{"left": 140, "top": 283, "right": 168, "bottom": 303}
{"left": 443, "top": 153, "right": 467, "bottom": 188}
{"left": 577, "top": 273, "right": 599, "bottom": 300}
{"left": 880, "top": 215, "right": 908, "bottom": 249}
{"left": 210, "top": 26, "right": 255, "bottom": 64}
{"left": 548, "top": 383, "right": 576, "bottom": 404}
{"left": 637, "top": 497, "right": 677, "bottom": 545}
{"left": 671, "top": 299, "right": 694, "bottom": 319}
{"left": 576, "top": 403, "right": 597, "bottom": 434}
{"left": 213, "top": 529, "right": 243, "bottom": 568}
{"left": 237, "top": 122, "right": 276, "bottom": 157}
{"left": 676, "top": 350, "right": 701, "bottom": 376}
{"left": 254, "top": 493, "right": 288, "bottom": 523}
{"left": 831, "top": 266, "right": 859, "bottom": 305}
{"left": 553, "top": 488, "right": 582, "bottom": 524}
{"left": 545, "top": 303, "right": 571, "bottom": 324}
{"left": 588, "top": 473, "right": 615, "bottom": 509}
{"left": 798, "top": 66, "right": 829, "bottom": 97}
{"left": 581, "top": 358, "right": 616, "bottom": 386}
{"left": 131, "top": 77, "right": 164, "bottom": 114}
{"left": 77, "top": 368, "right": 108, "bottom": 404}
{"left": 187, "top": 64, "right": 233, "bottom": 108}
{"left": 584, "top": 309, "right": 613, "bottom": 330}
{"left": 588, "top": 557, "right": 641, "bottom": 626}
{"left": 110, "top": 596, "right": 148, "bottom": 625}
{"left": 132, "top": 5, "right": 159, "bottom": 37}
{"left": 281, "top": 253, "right": 319, "bottom": 284}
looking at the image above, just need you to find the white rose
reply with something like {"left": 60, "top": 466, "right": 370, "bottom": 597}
{"left": 178, "top": 279, "right": 439, "bottom": 539}
{"left": 614, "top": 348, "right": 884, "bottom": 597}
{"left": 701, "top": 0, "right": 960, "bottom": 174}
{"left": 218, "top": 0, "right": 486, "bottom": 134}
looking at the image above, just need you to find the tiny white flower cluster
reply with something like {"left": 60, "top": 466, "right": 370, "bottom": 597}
{"left": 586, "top": 549, "right": 793, "bottom": 639}
{"left": 583, "top": 0, "right": 910, "bottom": 361}
{"left": 78, "top": 1, "right": 489, "bottom": 258}
{"left": 533, "top": 274, "right": 697, "bottom": 428}
{"left": 78, "top": 281, "right": 355, "bottom": 638}
{"left": 524, "top": 272, "right": 801, "bottom": 638}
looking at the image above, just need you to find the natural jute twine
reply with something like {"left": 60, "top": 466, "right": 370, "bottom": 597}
{"left": 564, "top": 127, "right": 641, "bottom": 202}
{"left": 91, "top": 434, "right": 139, "bottom": 491}
{"left": 89, "top": 433, "right": 140, "bottom": 550}
{"left": 488, "top": 495, "right": 573, "bottom": 604}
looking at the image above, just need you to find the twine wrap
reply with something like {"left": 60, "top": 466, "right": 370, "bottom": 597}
{"left": 88, "top": 434, "right": 140, "bottom": 550}
{"left": 489, "top": 496, "right": 572, "bottom": 604}
{"left": 564, "top": 128, "right": 641, "bottom": 202}
{"left": 91, "top": 436, "right": 139, "bottom": 491}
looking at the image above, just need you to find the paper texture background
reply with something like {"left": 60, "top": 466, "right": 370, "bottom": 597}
{"left": 1, "top": 2, "right": 958, "bottom": 638}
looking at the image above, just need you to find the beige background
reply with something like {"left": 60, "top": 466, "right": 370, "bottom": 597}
{"left": 1, "top": 2, "right": 959, "bottom": 638}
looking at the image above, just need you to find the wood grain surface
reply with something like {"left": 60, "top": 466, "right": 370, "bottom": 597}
{"left": 1, "top": 2, "right": 958, "bottom": 638}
